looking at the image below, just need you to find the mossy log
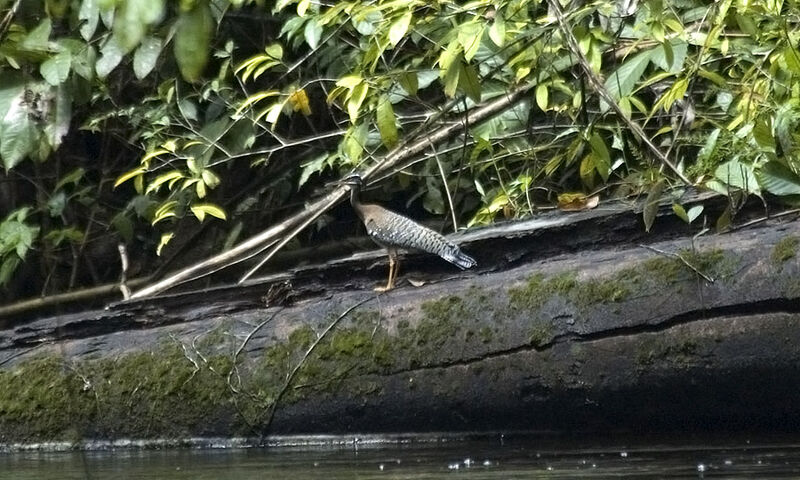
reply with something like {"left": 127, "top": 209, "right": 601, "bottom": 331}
{"left": 1, "top": 196, "right": 800, "bottom": 444}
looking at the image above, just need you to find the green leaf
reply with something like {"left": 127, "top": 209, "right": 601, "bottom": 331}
{"left": 650, "top": 40, "right": 688, "bottom": 72}
{"left": 114, "top": 0, "right": 165, "bottom": 53}
{"left": 133, "top": 36, "right": 163, "bottom": 79}
{"left": 459, "top": 63, "right": 481, "bottom": 102}
{"left": 40, "top": 50, "right": 72, "bottom": 85}
{"left": 343, "top": 122, "right": 368, "bottom": 163}
{"left": 457, "top": 22, "right": 483, "bottom": 62}
{"left": 756, "top": 161, "right": 800, "bottom": 196}
{"left": 752, "top": 118, "right": 774, "bottom": 152}
{"left": 698, "top": 69, "right": 728, "bottom": 87}
{"left": 304, "top": 18, "right": 323, "bottom": 49}
{"left": 784, "top": 46, "right": 800, "bottom": 75}
{"left": 174, "top": 2, "right": 214, "bottom": 82}
{"left": 79, "top": 0, "right": 100, "bottom": 40}
{"left": 111, "top": 212, "right": 134, "bottom": 243}
{"left": 388, "top": 11, "right": 412, "bottom": 47}
{"left": 535, "top": 84, "right": 548, "bottom": 111}
{"left": 56, "top": 167, "right": 85, "bottom": 190}
{"left": 715, "top": 158, "right": 760, "bottom": 194}
{"left": 0, "top": 257, "right": 20, "bottom": 287}
{"left": 672, "top": 203, "right": 689, "bottom": 222}
{"left": 697, "top": 128, "right": 720, "bottom": 162}
{"left": 376, "top": 95, "right": 398, "bottom": 148}
{"left": 643, "top": 179, "right": 665, "bottom": 232}
{"left": 96, "top": 35, "right": 125, "bottom": 78}
{"left": 686, "top": 205, "right": 704, "bottom": 223}
{"left": 191, "top": 203, "right": 227, "bottom": 222}
{"left": 0, "top": 107, "right": 39, "bottom": 170}
{"left": 156, "top": 232, "right": 174, "bottom": 255}
{"left": 579, "top": 154, "right": 595, "bottom": 186}
{"left": 47, "top": 191, "right": 67, "bottom": 217}
{"left": 347, "top": 82, "right": 368, "bottom": 123}
{"left": 442, "top": 57, "right": 461, "bottom": 98}
{"left": 115, "top": 167, "right": 146, "bottom": 188}
{"left": 604, "top": 49, "right": 652, "bottom": 103}
{"left": 589, "top": 133, "right": 610, "bottom": 182}
{"left": 398, "top": 71, "right": 418, "bottom": 96}
{"left": 488, "top": 13, "right": 505, "bottom": 47}
{"left": 298, "top": 153, "right": 328, "bottom": 187}
{"left": 22, "top": 19, "right": 52, "bottom": 50}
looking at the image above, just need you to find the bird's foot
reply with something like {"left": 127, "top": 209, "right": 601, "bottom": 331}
{"left": 373, "top": 284, "right": 395, "bottom": 292}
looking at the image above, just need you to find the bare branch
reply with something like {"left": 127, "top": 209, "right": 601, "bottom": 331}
{"left": 128, "top": 84, "right": 535, "bottom": 300}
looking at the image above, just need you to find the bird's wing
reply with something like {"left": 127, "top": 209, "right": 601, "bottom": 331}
{"left": 365, "top": 210, "right": 447, "bottom": 253}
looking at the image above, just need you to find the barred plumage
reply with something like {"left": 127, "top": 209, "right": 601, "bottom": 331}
{"left": 341, "top": 173, "right": 476, "bottom": 291}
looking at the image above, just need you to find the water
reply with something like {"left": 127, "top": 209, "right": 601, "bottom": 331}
{"left": 2, "top": 436, "right": 800, "bottom": 479}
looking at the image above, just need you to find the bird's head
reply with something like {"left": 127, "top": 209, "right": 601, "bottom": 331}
{"left": 339, "top": 172, "right": 364, "bottom": 188}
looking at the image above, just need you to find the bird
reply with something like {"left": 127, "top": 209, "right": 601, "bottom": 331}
{"left": 340, "top": 173, "right": 476, "bottom": 291}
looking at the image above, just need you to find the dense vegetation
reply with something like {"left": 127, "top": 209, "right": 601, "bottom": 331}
{"left": 1, "top": 0, "right": 800, "bottom": 304}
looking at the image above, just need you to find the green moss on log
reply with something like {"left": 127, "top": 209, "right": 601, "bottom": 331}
{"left": 772, "top": 236, "right": 799, "bottom": 265}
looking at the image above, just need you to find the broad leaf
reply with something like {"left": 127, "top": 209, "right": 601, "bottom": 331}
{"left": 174, "top": 3, "right": 214, "bottom": 82}
{"left": 604, "top": 49, "right": 652, "bottom": 105}
{"left": 79, "top": 0, "right": 99, "bottom": 40}
{"left": 133, "top": 36, "right": 163, "bottom": 79}
{"left": 96, "top": 36, "right": 124, "bottom": 78}
{"left": 376, "top": 95, "right": 398, "bottom": 148}
{"left": 459, "top": 63, "right": 481, "bottom": 102}
{"left": 0, "top": 106, "right": 38, "bottom": 170}
{"left": 756, "top": 161, "right": 800, "bottom": 196}
{"left": 40, "top": 50, "right": 71, "bottom": 86}
{"left": 191, "top": 203, "right": 227, "bottom": 222}
{"left": 643, "top": 179, "right": 665, "bottom": 232}
{"left": 388, "top": 12, "right": 412, "bottom": 47}
{"left": 304, "top": 18, "right": 323, "bottom": 49}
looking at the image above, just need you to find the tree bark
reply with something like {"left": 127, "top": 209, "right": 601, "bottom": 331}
{"left": 1, "top": 196, "right": 800, "bottom": 444}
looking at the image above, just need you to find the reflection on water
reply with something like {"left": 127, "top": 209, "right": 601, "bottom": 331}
{"left": 2, "top": 436, "right": 800, "bottom": 479}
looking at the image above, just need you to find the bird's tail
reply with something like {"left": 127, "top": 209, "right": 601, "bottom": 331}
{"left": 441, "top": 244, "right": 477, "bottom": 270}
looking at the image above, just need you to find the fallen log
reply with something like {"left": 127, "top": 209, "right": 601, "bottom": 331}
{"left": 1, "top": 197, "right": 799, "bottom": 443}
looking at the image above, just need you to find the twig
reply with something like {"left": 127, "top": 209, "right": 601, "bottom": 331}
{"left": 0, "top": 0, "right": 21, "bottom": 39}
{"left": 227, "top": 308, "right": 283, "bottom": 393}
{"left": 429, "top": 139, "right": 459, "bottom": 233}
{"left": 238, "top": 203, "right": 325, "bottom": 283}
{"left": 639, "top": 244, "right": 715, "bottom": 283}
{"left": 546, "top": 0, "right": 692, "bottom": 185}
{"left": 263, "top": 297, "right": 373, "bottom": 432}
{"left": 118, "top": 243, "right": 131, "bottom": 300}
{"left": 729, "top": 208, "right": 800, "bottom": 232}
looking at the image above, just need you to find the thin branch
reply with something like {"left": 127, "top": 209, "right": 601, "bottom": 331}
{"left": 430, "top": 140, "right": 459, "bottom": 233}
{"left": 0, "top": 0, "right": 21, "bottom": 39}
{"left": 546, "top": 0, "right": 692, "bottom": 185}
{"left": 263, "top": 297, "right": 373, "bottom": 431}
{"left": 227, "top": 308, "right": 283, "bottom": 393}
{"left": 639, "top": 244, "right": 715, "bottom": 283}
{"left": 128, "top": 84, "right": 535, "bottom": 300}
{"left": 238, "top": 206, "right": 323, "bottom": 284}
{"left": 118, "top": 243, "right": 131, "bottom": 300}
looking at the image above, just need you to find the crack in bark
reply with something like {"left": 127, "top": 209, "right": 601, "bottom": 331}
{"left": 386, "top": 297, "right": 800, "bottom": 376}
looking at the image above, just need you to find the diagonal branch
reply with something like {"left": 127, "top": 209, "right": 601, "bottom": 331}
{"left": 127, "top": 84, "right": 535, "bottom": 300}
{"left": 546, "top": 0, "right": 692, "bottom": 186}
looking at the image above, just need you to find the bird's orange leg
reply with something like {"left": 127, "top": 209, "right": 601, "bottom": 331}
{"left": 375, "top": 250, "right": 398, "bottom": 292}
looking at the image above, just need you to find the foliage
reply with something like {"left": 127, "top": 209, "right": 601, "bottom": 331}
{"left": 2, "top": 0, "right": 800, "bottom": 302}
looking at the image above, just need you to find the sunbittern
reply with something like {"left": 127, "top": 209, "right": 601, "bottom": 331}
{"left": 341, "top": 173, "right": 476, "bottom": 291}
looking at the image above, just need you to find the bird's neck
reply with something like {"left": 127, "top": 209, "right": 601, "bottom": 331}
{"left": 349, "top": 184, "right": 365, "bottom": 219}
